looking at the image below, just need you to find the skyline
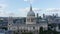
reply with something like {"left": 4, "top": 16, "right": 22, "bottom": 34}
{"left": 0, "top": 0, "right": 60, "bottom": 17}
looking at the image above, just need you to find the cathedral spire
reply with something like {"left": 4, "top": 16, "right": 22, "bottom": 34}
{"left": 30, "top": 4, "right": 32, "bottom": 11}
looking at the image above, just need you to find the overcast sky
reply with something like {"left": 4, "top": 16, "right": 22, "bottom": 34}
{"left": 0, "top": 0, "right": 60, "bottom": 17}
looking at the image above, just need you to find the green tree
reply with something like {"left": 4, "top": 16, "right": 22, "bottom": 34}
{"left": 39, "top": 27, "right": 43, "bottom": 34}
{"left": 2, "top": 27, "right": 7, "bottom": 30}
{"left": 22, "top": 32, "right": 33, "bottom": 34}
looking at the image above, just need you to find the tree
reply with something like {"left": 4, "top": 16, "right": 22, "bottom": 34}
{"left": 22, "top": 32, "right": 33, "bottom": 34}
{"left": 2, "top": 27, "right": 7, "bottom": 30}
{"left": 39, "top": 27, "right": 43, "bottom": 34}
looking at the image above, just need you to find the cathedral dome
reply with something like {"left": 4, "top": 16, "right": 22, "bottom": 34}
{"left": 27, "top": 11, "right": 35, "bottom": 16}
{"left": 27, "top": 5, "right": 35, "bottom": 16}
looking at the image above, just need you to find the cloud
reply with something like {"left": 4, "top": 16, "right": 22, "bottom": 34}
{"left": 19, "top": 7, "right": 60, "bottom": 13}
{"left": 24, "top": 0, "right": 34, "bottom": 4}
{"left": 0, "top": 4, "right": 7, "bottom": 10}
{"left": 19, "top": 7, "right": 29, "bottom": 12}
{"left": 46, "top": 8, "right": 60, "bottom": 12}
{"left": 18, "top": 8, "right": 60, "bottom": 17}
{"left": 0, "top": 0, "right": 8, "bottom": 17}
{"left": 18, "top": 7, "right": 42, "bottom": 17}
{"left": 18, "top": 7, "right": 41, "bottom": 12}
{"left": 0, "top": 0, "right": 16, "bottom": 17}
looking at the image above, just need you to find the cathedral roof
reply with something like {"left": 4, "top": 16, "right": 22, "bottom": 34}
{"left": 27, "top": 5, "right": 35, "bottom": 16}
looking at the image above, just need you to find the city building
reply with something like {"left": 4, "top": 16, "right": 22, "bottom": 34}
{"left": 7, "top": 5, "right": 48, "bottom": 34}
{"left": 0, "top": 5, "right": 60, "bottom": 34}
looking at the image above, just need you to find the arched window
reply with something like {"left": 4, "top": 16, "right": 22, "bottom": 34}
{"left": 27, "top": 18, "right": 30, "bottom": 22}
{"left": 33, "top": 27, "right": 35, "bottom": 29}
{"left": 31, "top": 18, "right": 34, "bottom": 22}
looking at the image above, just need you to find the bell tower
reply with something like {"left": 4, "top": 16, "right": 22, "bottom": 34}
{"left": 8, "top": 16, "right": 13, "bottom": 30}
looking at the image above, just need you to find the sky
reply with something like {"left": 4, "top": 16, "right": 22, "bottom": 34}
{"left": 0, "top": 0, "right": 60, "bottom": 17}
